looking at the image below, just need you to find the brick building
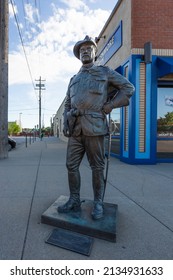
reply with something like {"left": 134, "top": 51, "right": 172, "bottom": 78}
{"left": 55, "top": 0, "right": 173, "bottom": 164}
{"left": 95, "top": 0, "right": 173, "bottom": 164}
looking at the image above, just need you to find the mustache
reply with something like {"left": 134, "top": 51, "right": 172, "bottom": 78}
{"left": 82, "top": 54, "right": 90, "bottom": 57}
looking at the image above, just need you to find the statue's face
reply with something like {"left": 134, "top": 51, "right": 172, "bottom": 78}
{"left": 79, "top": 43, "right": 96, "bottom": 64}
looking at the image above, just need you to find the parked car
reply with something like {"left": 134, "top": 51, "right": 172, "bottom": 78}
{"left": 8, "top": 137, "right": 16, "bottom": 150}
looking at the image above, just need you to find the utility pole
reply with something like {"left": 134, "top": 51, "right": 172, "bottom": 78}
{"left": 35, "top": 77, "right": 45, "bottom": 139}
{"left": 0, "top": 0, "right": 9, "bottom": 159}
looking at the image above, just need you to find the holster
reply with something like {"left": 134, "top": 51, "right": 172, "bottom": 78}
{"left": 67, "top": 111, "right": 77, "bottom": 136}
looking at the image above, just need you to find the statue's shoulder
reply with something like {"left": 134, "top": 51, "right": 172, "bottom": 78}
{"left": 97, "top": 65, "right": 108, "bottom": 69}
{"left": 96, "top": 65, "right": 109, "bottom": 71}
{"left": 94, "top": 65, "right": 110, "bottom": 74}
{"left": 71, "top": 74, "right": 77, "bottom": 79}
{"left": 69, "top": 74, "right": 76, "bottom": 84}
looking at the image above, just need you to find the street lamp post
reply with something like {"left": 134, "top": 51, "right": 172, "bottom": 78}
{"left": 51, "top": 114, "right": 55, "bottom": 136}
{"left": 19, "top": 112, "right": 22, "bottom": 132}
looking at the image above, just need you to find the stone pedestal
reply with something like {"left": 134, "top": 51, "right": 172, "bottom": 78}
{"left": 41, "top": 195, "right": 118, "bottom": 242}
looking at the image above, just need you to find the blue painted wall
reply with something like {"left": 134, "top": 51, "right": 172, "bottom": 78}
{"left": 115, "top": 54, "right": 173, "bottom": 164}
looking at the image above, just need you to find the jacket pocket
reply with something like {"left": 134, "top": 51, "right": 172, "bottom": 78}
{"left": 89, "top": 78, "right": 106, "bottom": 95}
{"left": 90, "top": 114, "right": 107, "bottom": 134}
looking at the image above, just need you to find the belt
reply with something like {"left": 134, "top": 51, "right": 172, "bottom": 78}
{"left": 78, "top": 109, "right": 104, "bottom": 117}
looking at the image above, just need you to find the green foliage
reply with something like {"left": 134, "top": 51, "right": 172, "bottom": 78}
{"left": 158, "top": 112, "right": 173, "bottom": 125}
{"left": 44, "top": 126, "right": 51, "bottom": 132}
{"left": 8, "top": 123, "right": 20, "bottom": 135}
{"left": 164, "top": 112, "right": 173, "bottom": 123}
{"left": 157, "top": 112, "right": 173, "bottom": 133}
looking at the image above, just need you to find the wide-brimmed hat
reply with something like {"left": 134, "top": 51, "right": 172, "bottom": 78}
{"left": 73, "top": 35, "right": 97, "bottom": 59}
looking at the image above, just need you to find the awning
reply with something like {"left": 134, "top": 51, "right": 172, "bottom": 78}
{"left": 157, "top": 57, "right": 173, "bottom": 78}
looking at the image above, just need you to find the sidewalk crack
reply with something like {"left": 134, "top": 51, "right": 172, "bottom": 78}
{"left": 20, "top": 149, "right": 43, "bottom": 260}
{"left": 109, "top": 181, "right": 173, "bottom": 234}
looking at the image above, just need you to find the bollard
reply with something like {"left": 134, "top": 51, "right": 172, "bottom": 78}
{"left": 25, "top": 134, "right": 27, "bottom": 148}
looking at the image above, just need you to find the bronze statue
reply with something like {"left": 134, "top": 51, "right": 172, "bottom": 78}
{"left": 58, "top": 35, "right": 135, "bottom": 220}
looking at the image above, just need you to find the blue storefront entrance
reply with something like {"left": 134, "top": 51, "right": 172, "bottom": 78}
{"left": 108, "top": 55, "right": 173, "bottom": 164}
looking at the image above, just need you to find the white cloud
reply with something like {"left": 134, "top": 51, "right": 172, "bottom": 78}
{"left": 24, "top": 3, "right": 39, "bottom": 24}
{"left": 59, "top": 0, "right": 88, "bottom": 10}
{"left": 9, "top": 1, "right": 111, "bottom": 127}
{"left": 9, "top": 2, "right": 18, "bottom": 18}
{"left": 9, "top": 3, "right": 110, "bottom": 84}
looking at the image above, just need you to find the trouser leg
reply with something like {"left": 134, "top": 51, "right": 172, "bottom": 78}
{"left": 91, "top": 170, "right": 105, "bottom": 219}
{"left": 85, "top": 135, "right": 105, "bottom": 219}
{"left": 58, "top": 136, "right": 84, "bottom": 213}
{"left": 58, "top": 170, "right": 81, "bottom": 213}
{"left": 68, "top": 170, "right": 81, "bottom": 201}
{"left": 92, "top": 170, "right": 105, "bottom": 202}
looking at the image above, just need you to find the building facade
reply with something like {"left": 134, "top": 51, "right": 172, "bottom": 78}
{"left": 55, "top": 0, "right": 173, "bottom": 164}
{"left": 96, "top": 0, "right": 173, "bottom": 164}
{"left": 53, "top": 99, "right": 67, "bottom": 142}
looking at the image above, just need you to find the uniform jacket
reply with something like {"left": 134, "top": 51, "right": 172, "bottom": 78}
{"left": 64, "top": 64, "right": 135, "bottom": 136}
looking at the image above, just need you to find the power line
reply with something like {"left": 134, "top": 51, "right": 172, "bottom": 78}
{"left": 8, "top": 107, "right": 55, "bottom": 112}
{"left": 10, "top": 0, "right": 36, "bottom": 94}
{"left": 35, "top": 76, "right": 46, "bottom": 138}
{"left": 38, "top": 0, "right": 41, "bottom": 18}
{"left": 21, "top": 0, "right": 27, "bottom": 30}
{"left": 32, "top": 0, "right": 40, "bottom": 27}
{"left": 9, "top": 108, "right": 39, "bottom": 111}
{"left": 22, "top": 0, "right": 44, "bottom": 87}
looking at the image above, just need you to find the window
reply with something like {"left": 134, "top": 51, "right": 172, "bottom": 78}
{"left": 110, "top": 108, "right": 120, "bottom": 155}
{"left": 157, "top": 86, "right": 173, "bottom": 158}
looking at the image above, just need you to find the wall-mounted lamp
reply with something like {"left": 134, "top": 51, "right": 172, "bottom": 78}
{"left": 95, "top": 35, "right": 106, "bottom": 44}
{"left": 144, "top": 42, "right": 152, "bottom": 64}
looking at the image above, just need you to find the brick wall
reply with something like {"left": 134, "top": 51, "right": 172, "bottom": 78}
{"left": 131, "top": 0, "right": 173, "bottom": 49}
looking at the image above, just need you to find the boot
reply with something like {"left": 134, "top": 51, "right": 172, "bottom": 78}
{"left": 58, "top": 171, "right": 81, "bottom": 213}
{"left": 91, "top": 170, "right": 105, "bottom": 220}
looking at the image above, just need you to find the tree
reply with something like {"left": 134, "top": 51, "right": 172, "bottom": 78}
{"left": 157, "top": 112, "right": 173, "bottom": 134}
{"left": 164, "top": 112, "right": 173, "bottom": 124}
{"left": 8, "top": 123, "right": 20, "bottom": 135}
{"left": 158, "top": 112, "right": 173, "bottom": 125}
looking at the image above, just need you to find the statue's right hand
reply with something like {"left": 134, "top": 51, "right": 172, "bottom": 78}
{"left": 63, "top": 125, "right": 71, "bottom": 137}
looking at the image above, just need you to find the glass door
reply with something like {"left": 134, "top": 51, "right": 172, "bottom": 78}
{"left": 157, "top": 87, "right": 173, "bottom": 159}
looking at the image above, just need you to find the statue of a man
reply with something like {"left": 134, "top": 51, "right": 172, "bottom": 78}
{"left": 58, "top": 35, "right": 135, "bottom": 220}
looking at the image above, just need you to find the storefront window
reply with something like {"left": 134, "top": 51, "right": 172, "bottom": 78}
{"left": 157, "top": 87, "right": 173, "bottom": 158}
{"left": 110, "top": 109, "right": 120, "bottom": 136}
{"left": 111, "top": 108, "right": 120, "bottom": 155}
{"left": 105, "top": 108, "right": 120, "bottom": 156}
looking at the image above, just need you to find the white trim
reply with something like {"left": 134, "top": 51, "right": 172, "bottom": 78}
{"left": 131, "top": 48, "right": 173, "bottom": 56}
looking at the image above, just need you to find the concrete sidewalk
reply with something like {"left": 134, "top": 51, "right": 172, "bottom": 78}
{"left": 0, "top": 136, "right": 173, "bottom": 260}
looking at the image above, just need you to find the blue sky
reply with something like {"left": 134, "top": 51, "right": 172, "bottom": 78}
{"left": 8, "top": 0, "right": 118, "bottom": 129}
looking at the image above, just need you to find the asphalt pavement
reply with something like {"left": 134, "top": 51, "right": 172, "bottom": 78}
{"left": 0, "top": 136, "right": 173, "bottom": 260}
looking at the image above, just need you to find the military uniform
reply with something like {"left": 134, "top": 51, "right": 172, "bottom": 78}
{"left": 58, "top": 36, "right": 135, "bottom": 219}
{"left": 64, "top": 64, "right": 133, "bottom": 136}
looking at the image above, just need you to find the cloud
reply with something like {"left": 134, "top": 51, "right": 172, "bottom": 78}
{"left": 9, "top": 2, "right": 18, "bottom": 18}
{"left": 60, "top": 0, "right": 88, "bottom": 10}
{"left": 9, "top": 1, "right": 111, "bottom": 127}
{"left": 24, "top": 3, "right": 39, "bottom": 23}
{"left": 9, "top": 3, "right": 110, "bottom": 85}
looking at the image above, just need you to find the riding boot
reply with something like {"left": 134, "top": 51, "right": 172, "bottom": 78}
{"left": 58, "top": 171, "right": 81, "bottom": 213}
{"left": 91, "top": 170, "right": 105, "bottom": 220}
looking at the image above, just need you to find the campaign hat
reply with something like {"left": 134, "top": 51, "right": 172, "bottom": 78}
{"left": 73, "top": 35, "right": 97, "bottom": 59}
